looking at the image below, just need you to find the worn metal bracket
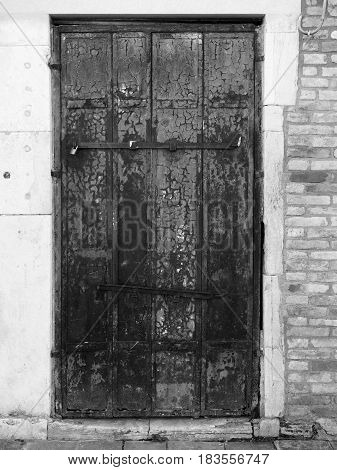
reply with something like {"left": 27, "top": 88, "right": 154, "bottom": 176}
{"left": 50, "top": 350, "right": 61, "bottom": 358}
{"left": 48, "top": 59, "right": 61, "bottom": 71}
{"left": 51, "top": 169, "right": 62, "bottom": 179}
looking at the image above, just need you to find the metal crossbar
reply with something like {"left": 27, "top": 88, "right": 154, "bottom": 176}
{"left": 97, "top": 284, "right": 232, "bottom": 299}
{"left": 70, "top": 135, "right": 242, "bottom": 155}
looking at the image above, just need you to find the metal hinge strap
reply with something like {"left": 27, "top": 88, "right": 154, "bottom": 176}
{"left": 51, "top": 169, "right": 62, "bottom": 178}
{"left": 97, "top": 284, "right": 243, "bottom": 300}
{"left": 69, "top": 135, "right": 242, "bottom": 155}
{"left": 48, "top": 59, "right": 61, "bottom": 71}
{"left": 50, "top": 350, "right": 61, "bottom": 358}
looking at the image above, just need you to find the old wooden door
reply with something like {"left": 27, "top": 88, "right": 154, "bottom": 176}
{"left": 57, "top": 22, "right": 260, "bottom": 418}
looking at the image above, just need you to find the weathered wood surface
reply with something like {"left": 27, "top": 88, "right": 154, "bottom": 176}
{"left": 60, "top": 27, "right": 256, "bottom": 417}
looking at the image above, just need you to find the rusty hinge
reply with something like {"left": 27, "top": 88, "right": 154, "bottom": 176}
{"left": 51, "top": 169, "right": 62, "bottom": 179}
{"left": 50, "top": 350, "right": 61, "bottom": 358}
{"left": 48, "top": 59, "right": 61, "bottom": 71}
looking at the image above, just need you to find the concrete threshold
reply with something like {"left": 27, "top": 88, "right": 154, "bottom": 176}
{"left": 48, "top": 418, "right": 253, "bottom": 441}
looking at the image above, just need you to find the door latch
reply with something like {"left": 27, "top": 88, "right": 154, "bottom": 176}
{"left": 70, "top": 145, "right": 79, "bottom": 156}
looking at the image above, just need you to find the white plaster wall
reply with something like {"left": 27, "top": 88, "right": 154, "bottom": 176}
{"left": 0, "top": 0, "right": 300, "bottom": 419}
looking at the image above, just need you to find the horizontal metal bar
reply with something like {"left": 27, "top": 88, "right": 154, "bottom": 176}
{"left": 70, "top": 135, "right": 241, "bottom": 154}
{"left": 97, "top": 283, "right": 231, "bottom": 299}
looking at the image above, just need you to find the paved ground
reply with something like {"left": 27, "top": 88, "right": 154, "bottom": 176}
{"left": 0, "top": 439, "right": 336, "bottom": 450}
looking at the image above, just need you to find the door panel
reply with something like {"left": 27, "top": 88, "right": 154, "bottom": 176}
{"left": 60, "top": 25, "right": 258, "bottom": 417}
{"left": 203, "top": 34, "right": 255, "bottom": 412}
{"left": 151, "top": 33, "right": 203, "bottom": 415}
{"left": 61, "top": 33, "right": 113, "bottom": 414}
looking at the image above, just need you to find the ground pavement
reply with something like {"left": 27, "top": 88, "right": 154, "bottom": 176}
{"left": 0, "top": 438, "right": 336, "bottom": 450}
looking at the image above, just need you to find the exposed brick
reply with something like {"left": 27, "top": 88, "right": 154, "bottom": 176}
{"left": 287, "top": 148, "right": 331, "bottom": 159}
{"left": 319, "top": 90, "right": 337, "bottom": 100}
{"left": 312, "top": 360, "right": 337, "bottom": 371}
{"left": 287, "top": 349, "right": 331, "bottom": 360}
{"left": 287, "top": 327, "right": 329, "bottom": 336}
{"left": 288, "top": 135, "right": 337, "bottom": 147}
{"left": 287, "top": 306, "right": 328, "bottom": 318}
{"left": 314, "top": 29, "right": 329, "bottom": 39}
{"left": 288, "top": 383, "right": 310, "bottom": 394}
{"left": 286, "top": 217, "right": 328, "bottom": 227}
{"left": 288, "top": 124, "right": 332, "bottom": 135}
{"left": 287, "top": 207, "right": 305, "bottom": 216}
{"left": 286, "top": 259, "right": 308, "bottom": 271}
{"left": 289, "top": 171, "right": 328, "bottom": 183}
{"left": 322, "top": 67, "right": 337, "bottom": 76}
{"left": 288, "top": 361, "right": 309, "bottom": 370}
{"left": 307, "top": 207, "right": 337, "bottom": 215}
{"left": 300, "top": 90, "right": 316, "bottom": 100}
{"left": 308, "top": 272, "right": 337, "bottom": 282}
{"left": 303, "top": 53, "right": 327, "bottom": 64}
{"left": 307, "top": 228, "right": 337, "bottom": 238}
{"left": 303, "top": 67, "right": 318, "bottom": 76}
{"left": 287, "top": 250, "right": 308, "bottom": 259}
{"left": 312, "top": 111, "right": 337, "bottom": 121}
{"left": 312, "top": 384, "right": 337, "bottom": 394}
{"left": 306, "top": 183, "right": 337, "bottom": 194}
{"left": 312, "top": 160, "right": 337, "bottom": 170}
{"left": 287, "top": 195, "right": 330, "bottom": 205}
{"left": 287, "top": 228, "right": 305, "bottom": 237}
{"left": 286, "top": 183, "right": 305, "bottom": 193}
{"left": 310, "top": 251, "right": 337, "bottom": 260}
{"left": 288, "top": 372, "right": 305, "bottom": 383}
{"left": 307, "top": 372, "right": 333, "bottom": 382}
{"left": 311, "top": 338, "right": 337, "bottom": 347}
{"left": 286, "top": 272, "right": 307, "bottom": 281}
{"left": 304, "top": 283, "right": 330, "bottom": 293}
{"left": 310, "top": 296, "right": 337, "bottom": 305}
{"left": 288, "top": 395, "right": 331, "bottom": 405}
{"left": 322, "top": 41, "right": 337, "bottom": 52}
{"left": 287, "top": 113, "right": 310, "bottom": 123}
{"left": 288, "top": 160, "right": 310, "bottom": 170}
{"left": 286, "top": 240, "right": 329, "bottom": 249}
{"left": 309, "top": 319, "right": 337, "bottom": 326}
{"left": 306, "top": 6, "right": 323, "bottom": 15}
{"left": 286, "top": 296, "right": 309, "bottom": 305}
{"left": 301, "top": 77, "right": 329, "bottom": 87}
{"left": 307, "top": 260, "right": 329, "bottom": 271}
{"left": 287, "top": 317, "right": 308, "bottom": 326}
{"left": 287, "top": 338, "right": 309, "bottom": 348}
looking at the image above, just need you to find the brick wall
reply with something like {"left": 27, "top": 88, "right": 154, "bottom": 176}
{"left": 284, "top": 0, "right": 337, "bottom": 418}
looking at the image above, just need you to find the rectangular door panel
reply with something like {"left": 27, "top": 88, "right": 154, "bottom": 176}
{"left": 151, "top": 33, "right": 203, "bottom": 415}
{"left": 203, "top": 33, "right": 255, "bottom": 414}
{"left": 61, "top": 33, "right": 113, "bottom": 414}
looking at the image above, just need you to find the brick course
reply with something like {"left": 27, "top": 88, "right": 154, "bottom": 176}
{"left": 284, "top": 0, "right": 337, "bottom": 419}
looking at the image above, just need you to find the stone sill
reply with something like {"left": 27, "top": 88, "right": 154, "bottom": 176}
{"left": 0, "top": 417, "right": 319, "bottom": 441}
